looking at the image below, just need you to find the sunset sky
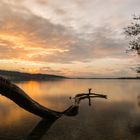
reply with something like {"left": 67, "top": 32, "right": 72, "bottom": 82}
{"left": 0, "top": 0, "right": 140, "bottom": 77}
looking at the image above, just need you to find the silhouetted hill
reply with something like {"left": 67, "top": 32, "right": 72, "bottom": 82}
{"left": 0, "top": 70, "right": 67, "bottom": 81}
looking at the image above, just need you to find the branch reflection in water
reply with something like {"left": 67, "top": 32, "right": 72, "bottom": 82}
{"left": 26, "top": 89, "right": 107, "bottom": 140}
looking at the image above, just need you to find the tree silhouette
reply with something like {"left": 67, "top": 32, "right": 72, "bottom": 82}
{"left": 124, "top": 15, "right": 140, "bottom": 55}
{"left": 124, "top": 15, "right": 140, "bottom": 77}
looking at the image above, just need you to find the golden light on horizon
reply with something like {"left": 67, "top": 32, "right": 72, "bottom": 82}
{"left": 26, "top": 68, "right": 40, "bottom": 74}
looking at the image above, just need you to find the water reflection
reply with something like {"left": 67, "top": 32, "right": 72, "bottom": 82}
{"left": 25, "top": 107, "right": 78, "bottom": 140}
{"left": 26, "top": 92, "right": 107, "bottom": 140}
{"left": 137, "top": 95, "right": 140, "bottom": 107}
{"left": 26, "top": 119, "right": 58, "bottom": 140}
{"left": 0, "top": 79, "right": 140, "bottom": 140}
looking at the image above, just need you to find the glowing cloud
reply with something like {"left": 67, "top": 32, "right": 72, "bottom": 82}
{"left": 0, "top": 0, "right": 139, "bottom": 77}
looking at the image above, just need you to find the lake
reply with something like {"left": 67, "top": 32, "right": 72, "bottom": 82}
{"left": 0, "top": 79, "right": 140, "bottom": 140}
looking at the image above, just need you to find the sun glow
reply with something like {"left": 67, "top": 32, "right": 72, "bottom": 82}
{"left": 27, "top": 68, "right": 41, "bottom": 74}
{"left": 0, "top": 31, "right": 69, "bottom": 55}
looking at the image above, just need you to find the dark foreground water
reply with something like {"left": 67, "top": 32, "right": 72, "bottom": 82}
{"left": 0, "top": 79, "right": 140, "bottom": 140}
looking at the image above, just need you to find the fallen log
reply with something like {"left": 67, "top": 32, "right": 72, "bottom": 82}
{"left": 0, "top": 76, "right": 107, "bottom": 120}
{"left": 0, "top": 76, "right": 62, "bottom": 120}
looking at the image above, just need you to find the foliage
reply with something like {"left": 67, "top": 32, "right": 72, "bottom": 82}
{"left": 124, "top": 15, "right": 140, "bottom": 55}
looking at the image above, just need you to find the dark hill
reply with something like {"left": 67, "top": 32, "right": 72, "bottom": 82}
{"left": 0, "top": 70, "right": 67, "bottom": 81}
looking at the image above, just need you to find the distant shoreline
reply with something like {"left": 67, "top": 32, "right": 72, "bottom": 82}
{"left": 0, "top": 69, "right": 140, "bottom": 81}
{"left": 0, "top": 70, "right": 67, "bottom": 81}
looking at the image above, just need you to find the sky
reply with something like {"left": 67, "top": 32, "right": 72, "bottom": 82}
{"left": 0, "top": 0, "right": 140, "bottom": 78}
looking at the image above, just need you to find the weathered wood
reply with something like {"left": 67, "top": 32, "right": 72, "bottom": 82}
{"left": 70, "top": 88, "right": 107, "bottom": 105}
{"left": 0, "top": 76, "right": 62, "bottom": 120}
{"left": 0, "top": 76, "right": 107, "bottom": 120}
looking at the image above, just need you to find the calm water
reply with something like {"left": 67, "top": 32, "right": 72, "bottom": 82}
{"left": 0, "top": 79, "right": 140, "bottom": 140}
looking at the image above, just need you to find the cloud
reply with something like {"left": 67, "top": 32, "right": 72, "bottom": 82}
{"left": 0, "top": 0, "right": 73, "bottom": 61}
{"left": 0, "top": 0, "right": 128, "bottom": 64}
{"left": 23, "top": 0, "right": 140, "bottom": 32}
{"left": 0, "top": 0, "right": 139, "bottom": 77}
{"left": 31, "top": 26, "right": 128, "bottom": 63}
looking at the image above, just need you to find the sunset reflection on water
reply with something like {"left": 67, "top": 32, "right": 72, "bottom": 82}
{"left": 0, "top": 79, "right": 140, "bottom": 140}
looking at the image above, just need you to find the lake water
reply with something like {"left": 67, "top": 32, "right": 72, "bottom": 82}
{"left": 0, "top": 79, "right": 140, "bottom": 140}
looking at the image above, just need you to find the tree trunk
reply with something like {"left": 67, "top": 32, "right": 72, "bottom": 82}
{"left": 0, "top": 76, "right": 62, "bottom": 120}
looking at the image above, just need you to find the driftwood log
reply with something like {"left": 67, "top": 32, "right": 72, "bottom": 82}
{"left": 0, "top": 76, "right": 107, "bottom": 120}
{"left": 0, "top": 76, "right": 64, "bottom": 120}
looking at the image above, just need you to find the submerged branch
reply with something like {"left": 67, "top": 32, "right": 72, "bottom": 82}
{"left": 0, "top": 77, "right": 107, "bottom": 120}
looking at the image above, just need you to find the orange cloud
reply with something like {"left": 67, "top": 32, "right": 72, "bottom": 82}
{"left": 0, "top": 0, "right": 138, "bottom": 77}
